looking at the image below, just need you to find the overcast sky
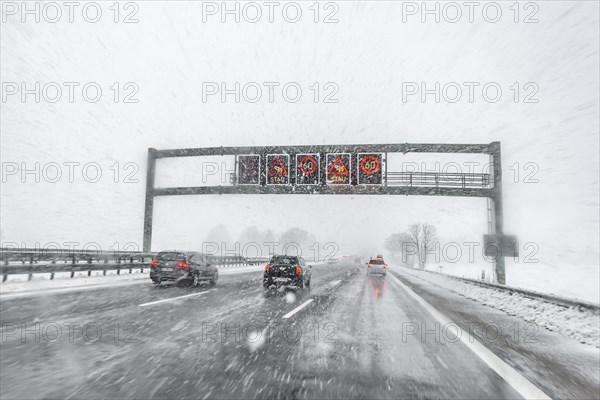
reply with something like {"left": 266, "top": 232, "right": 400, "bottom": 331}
{"left": 1, "top": 1, "right": 598, "bottom": 289}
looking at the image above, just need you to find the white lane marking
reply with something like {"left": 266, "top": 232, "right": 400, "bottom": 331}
{"left": 388, "top": 272, "right": 552, "bottom": 400}
{"left": 282, "top": 299, "right": 314, "bottom": 319}
{"left": 139, "top": 290, "right": 212, "bottom": 307}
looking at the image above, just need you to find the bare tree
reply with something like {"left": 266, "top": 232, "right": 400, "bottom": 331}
{"left": 406, "top": 224, "right": 422, "bottom": 267}
{"left": 206, "top": 224, "right": 232, "bottom": 245}
{"left": 420, "top": 223, "right": 439, "bottom": 268}
{"left": 383, "top": 223, "right": 440, "bottom": 268}
{"left": 385, "top": 232, "right": 415, "bottom": 265}
{"left": 238, "top": 225, "right": 260, "bottom": 246}
{"left": 403, "top": 223, "right": 439, "bottom": 268}
{"left": 384, "top": 235, "right": 396, "bottom": 254}
{"left": 279, "top": 227, "right": 315, "bottom": 257}
{"left": 385, "top": 233, "right": 411, "bottom": 254}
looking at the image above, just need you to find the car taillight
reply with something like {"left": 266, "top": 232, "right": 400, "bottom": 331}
{"left": 177, "top": 262, "right": 189, "bottom": 268}
{"left": 367, "top": 264, "right": 371, "bottom": 268}
{"left": 150, "top": 260, "right": 159, "bottom": 267}
{"left": 265, "top": 264, "right": 270, "bottom": 272}
{"left": 384, "top": 264, "right": 387, "bottom": 269}
{"left": 296, "top": 266, "right": 302, "bottom": 275}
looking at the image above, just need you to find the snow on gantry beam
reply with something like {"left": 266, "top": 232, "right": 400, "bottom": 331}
{"left": 153, "top": 143, "right": 495, "bottom": 159}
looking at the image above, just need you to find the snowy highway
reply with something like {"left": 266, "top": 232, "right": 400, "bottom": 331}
{"left": 1, "top": 263, "right": 598, "bottom": 399}
{"left": 3, "top": 1, "right": 600, "bottom": 399}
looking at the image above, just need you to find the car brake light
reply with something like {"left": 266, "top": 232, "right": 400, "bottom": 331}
{"left": 367, "top": 264, "right": 371, "bottom": 268}
{"left": 384, "top": 264, "right": 387, "bottom": 268}
{"left": 296, "top": 266, "right": 302, "bottom": 275}
{"left": 150, "top": 260, "right": 159, "bottom": 266}
{"left": 177, "top": 262, "right": 189, "bottom": 268}
{"left": 265, "top": 264, "right": 270, "bottom": 272}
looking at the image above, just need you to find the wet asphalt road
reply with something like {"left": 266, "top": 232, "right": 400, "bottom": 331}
{"left": 1, "top": 263, "right": 598, "bottom": 399}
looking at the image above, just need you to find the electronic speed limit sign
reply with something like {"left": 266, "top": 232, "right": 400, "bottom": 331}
{"left": 237, "top": 155, "right": 260, "bottom": 185}
{"left": 358, "top": 153, "right": 383, "bottom": 184}
{"left": 296, "top": 154, "right": 320, "bottom": 185}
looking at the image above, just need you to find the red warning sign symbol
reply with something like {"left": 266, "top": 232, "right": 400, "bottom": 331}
{"left": 269, "top": 157, "right": 288, "bottom": 175}
{"left": 328, "top": 156, "right": 349, "bottom": 175}
{"left": 360, "top": 155, "right": 381, "bottom": 175}
{"left": 326, "top": 153, "right": 351, "bottom": 185}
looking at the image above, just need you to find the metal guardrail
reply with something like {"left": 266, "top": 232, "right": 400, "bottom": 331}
{"left": 386, "top": 172, "right": 490, "bottom": 189}
{"left": 454, "top": 275, "right": 600, "bottom": 312}
{"left": 1, "top": 248, "right": 155, "bottom": 265}
{"left": 0, "top": 248, "right": 269, "bottom": 281}
{"left": 0, "top": 248, "right": 264, "bottom": 266}
{"left": 400, "top": 267, "right": 600, "bottom": 312}
{"left": 1, "top": 262, "right": 148, "bottom": 281}
{"left": 0, "top": 257, "right": 270, "bottom": 282}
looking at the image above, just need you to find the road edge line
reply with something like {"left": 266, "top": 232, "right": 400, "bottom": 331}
{"left": 388, "top": 272, "right": 552, "bottom": 400}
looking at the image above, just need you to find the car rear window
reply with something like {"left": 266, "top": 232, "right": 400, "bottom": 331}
{"left": 156, "top": 252, "right": 187, "bottom": 261}
{"left": 369, "top": 259, "right": 384, "bottom": 265}
{"left": 270, "top": 256, "right": 298, "bottom": 265}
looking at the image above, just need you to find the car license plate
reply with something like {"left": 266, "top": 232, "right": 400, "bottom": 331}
{"left": 162, "top": 267, "right": 173, "bottom": 272}
{"left": 274, "top": 277, "right": 289, "bottom": 282}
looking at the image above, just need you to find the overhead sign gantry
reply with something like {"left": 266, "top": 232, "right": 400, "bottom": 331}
{"left": 143, "top": 142, "right": 515, "bottom": 284}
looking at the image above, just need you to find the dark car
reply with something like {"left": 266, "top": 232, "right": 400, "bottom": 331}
{"left": 263, "top": 255, "right": 311, "bottom": 292}
{"left": 150, "top": 251, "right": 218, "bottom": 287}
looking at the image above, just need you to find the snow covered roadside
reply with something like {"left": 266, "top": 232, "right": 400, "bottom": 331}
{"left": 0, "top": 264, "right": 265, "bottom": 297}
{"left": 0, "top": 269, "right": 149, "bottom": 293}
{"left": 394, "top": 265, "right": 600, "bottom": 348}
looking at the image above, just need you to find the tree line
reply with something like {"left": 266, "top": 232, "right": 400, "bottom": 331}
{"left": 384, "top": 223, "right": 439, "bottom": 268}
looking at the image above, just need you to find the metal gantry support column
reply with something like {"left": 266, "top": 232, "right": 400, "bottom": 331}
{"left": 487, "top": 154, "right": 496, "bottom": 282}
{"left": 489, "top": 141, "right": 506, "bottom": 284}
{"left": 143, "top": 148, "right": 157, "bottom": 252}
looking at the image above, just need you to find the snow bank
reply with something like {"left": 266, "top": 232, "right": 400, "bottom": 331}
{"left": 0, "top": 268, "right": 150, "bottom": 295}
{"left": 0, "top": 264, "right": 264, "bottom": 295}
{"left": 389, "top": 258, "right": 600, "bottom": 304}
{"left": 395, "top": 266, "right": 600, "bottom": 348}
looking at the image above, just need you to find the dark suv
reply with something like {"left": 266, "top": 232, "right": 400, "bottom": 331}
{"left": 150, "top": 251, "right": 218, "bottom": 287}
{"left": 263, "top": 255, "right": 311, "bottom": 291}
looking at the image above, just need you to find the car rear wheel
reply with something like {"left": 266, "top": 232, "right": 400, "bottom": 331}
{"left": 210, "top": 271, "right": 218, "bottom": 285}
